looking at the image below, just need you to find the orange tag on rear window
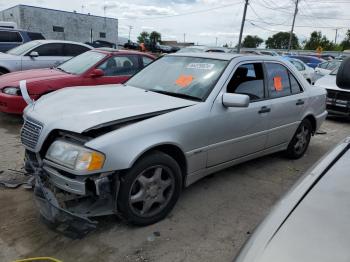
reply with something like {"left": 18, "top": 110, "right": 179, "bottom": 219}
{"left": 274, "top": 76, "right": 283, "bottom": 91}
{"left": 175, "top": 75, "right": 193, "bottom": 88}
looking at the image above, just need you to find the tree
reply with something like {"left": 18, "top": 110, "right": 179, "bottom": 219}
{"left": 137, "top": 31, "right": 150, "bottom": 44}
{"left": 340, "top": 29, "right": 350, "bottom": 50}
{"left": 242, "top": 35, "right": 263, "bottom": 48}
{"left": 265, "top": 32, "right": 299, "bottom": 50}
{"left": 303, "top": 31, "right": 335, "bottom": 51}
{"left": 150, "top": 31, "right": 161, "bottom": 45}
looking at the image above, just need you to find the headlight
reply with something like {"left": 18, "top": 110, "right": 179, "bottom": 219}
{"left": 2, "top": 86, "right": 20, "bottom": 95}
{"left": 46, "top": 140, "right": 105, "bottom": 171}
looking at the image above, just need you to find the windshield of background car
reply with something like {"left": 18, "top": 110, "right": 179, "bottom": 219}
{"left": 6, "top": 41, "right": 40, "bottom": 55}
{"left": 57, "top": 51, "right": 106, "bottom": 74}
{"left": 126, "top": 56, "right": 229, "bottom": 101}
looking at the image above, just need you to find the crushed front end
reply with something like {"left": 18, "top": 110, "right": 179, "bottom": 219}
{"left": 22, "top": 118, "right": 120, "bottom": 237}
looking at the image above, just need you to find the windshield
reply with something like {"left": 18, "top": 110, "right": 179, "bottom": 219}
{"left": 127, "top": 56, "right": 229, "bottom": 101}
{"left": 57, "top": 51, "right": 106, "bottom": 74}
{"left": 6, "top": 41, "right": 40, "bottom": 55}
{"left": 330, "top": 68, "right": 338, "bottom": 75}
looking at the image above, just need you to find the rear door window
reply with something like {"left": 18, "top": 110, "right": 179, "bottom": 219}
{"left": 227, "top": 63, "right": 265, "bottom": 101}
{"left": 27, "top": 32, "right": 45, "bottom": 40}
{"left": 289, "top": 73, "right": 303, "bottom": 94}
{"left": 31, "top": 43, "right": 64, "bottom": 56}
{"left": 265, "top": 63, "right": 292, "bottom": 98}
{"left": 63, "top": 44, "right": 90, "bottom": 56}
{"left": 0, "top": 31, "right": 22, "bottom": 42}
{"left": 98, "top": 55, "right": 140, "bottom": 76}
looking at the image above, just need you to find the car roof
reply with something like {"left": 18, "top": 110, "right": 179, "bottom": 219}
{"left": 29, "top": 39, "right": 92, "bottom": 48}
{"left": 0, "top": 28, "right": 40, "bottom": 33}
{"left": 169, "top": 52, "right": 287, "bottom": 62}
{"left": 92, "top": 48, "right": 155, "bottom": 57}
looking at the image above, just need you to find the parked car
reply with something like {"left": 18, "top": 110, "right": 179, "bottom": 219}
{"left": 314, "top": 59, "right": 341, "bottom": 78}
{"left": 234, "top": 136, "right": 350, "bottom": 262}
{"left": 178, "top": 46, "right": 230, "bottom": 53}
{"left": 22, "top": 53, "right": 327, "bottom": 232}
{"left": 0, "top": 28, "right": 45, "bottom": 52}
{"left": 0, "top": 40, "right": 92, "bottom": 75}
{"left": 283, "top": 57, "right": 315, "bottom": 84}
{"left": 85, "top": 40, "right": 116, "bottom": 49}
{"left": 308, "top": 53, "right": 335, "bottom": 61}
{"left": 315, "top": 58, "right": 350, "bottom": 116}
{"left": 287, "top": 55, "right": 325, "bottom": 69}
{"left": 124, "top": 41, "right": 140, "bottom": 50}
{"left": 258, "top": 50, "right": 279, "bottom": 56}
{"left": 0, "top": 49, "right": 155, "bottom": 114}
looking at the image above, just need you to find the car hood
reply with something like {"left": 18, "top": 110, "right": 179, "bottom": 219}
{"left": 0, "top": 68, "right": 69, "bottom": 89}
{"left": 315, "top": 74, "right": 350, "bottom": 92}
{"left": 25, "top": 84, "right": 199, "bottom": 134}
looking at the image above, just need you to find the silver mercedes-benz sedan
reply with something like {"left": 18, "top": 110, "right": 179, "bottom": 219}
{"left": 21, "top": 53, "right": 327, "bottom": 232}
{"left": 0, "top": 40, "right": 92, "bottom": 75}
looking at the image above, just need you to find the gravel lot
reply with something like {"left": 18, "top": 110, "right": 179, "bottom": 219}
{"left": 0, "top": 112, "right": 349, "bottom": 262}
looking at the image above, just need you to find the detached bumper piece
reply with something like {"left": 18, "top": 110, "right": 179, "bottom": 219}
{"left": 34, "top": 174, "right": 97, "bottom": 239}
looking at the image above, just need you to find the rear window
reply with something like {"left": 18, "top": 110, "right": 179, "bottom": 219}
{"left": 0, "top": 31, "right": 22, "bottom": 43}
{"left": 27, "top": 32, "right": 45, "bottom": 40}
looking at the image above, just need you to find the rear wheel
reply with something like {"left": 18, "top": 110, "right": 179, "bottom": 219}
{"left": 118, "top": 151, "right": 182, "bottom": 226}
{"left": 285, "top": 119, "right": 312, "bottom": 159}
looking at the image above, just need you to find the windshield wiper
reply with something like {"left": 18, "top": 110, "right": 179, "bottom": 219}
{"left": 56, "top": 67, "right": 70, "bottom": 74}
{"left": 149, "top": 89, "right": 203, "bottom": 101}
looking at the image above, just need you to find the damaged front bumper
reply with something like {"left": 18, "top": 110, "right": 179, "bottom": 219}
{"left": 30, "top": 157, "right": 120, "bottom": 237}
{"left": 34, "top": 173, "right": 98, "bottom": 238}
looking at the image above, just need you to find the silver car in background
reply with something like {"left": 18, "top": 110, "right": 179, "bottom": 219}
{"left": 22, "top": 53, "right": 327, "bottom": 232}
{"left": 0, "top": 40, "right": 92, "bottom": 74}
{"left": 234, "top": 137, "right": 350, "bottom": 262}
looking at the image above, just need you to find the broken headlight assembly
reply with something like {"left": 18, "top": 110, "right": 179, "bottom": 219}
{"left": 2, "top": 86, "right": 21, "bottom": 95}
{"left": 46, "top": 140, "right": 105, "bottom": 171}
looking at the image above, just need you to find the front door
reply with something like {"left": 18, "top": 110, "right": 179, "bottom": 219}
{"left": 207, "top": 62, "right": 271, "bottom": 167}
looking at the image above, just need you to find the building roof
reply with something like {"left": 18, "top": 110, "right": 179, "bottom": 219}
{"left": 0, "top": 4, "right": 118, "bottom": 21}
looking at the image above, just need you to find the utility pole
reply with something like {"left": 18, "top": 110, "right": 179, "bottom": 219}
{"left": 183, "top": 33, "right": 186, "bottom": 43}
{"left": 215, "top": 37, "right": 218, "bottom": 46}
{"left": 334, "top": 28, "right": 339, "bottom": 44}
{"left": 237, "top": 0, "right": 249, "bottom": 54}
{"left": 128, "top": 25, "right": 133, "bottom": 41}
{"left": 288, "top": 0, "right": 299, "bottom": 51}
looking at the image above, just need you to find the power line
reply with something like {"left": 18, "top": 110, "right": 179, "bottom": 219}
{"left": 122, "top": 1, "right": 243, "bottom": 20}
{"left": 247, "top": 19, "right": 348, "bottom": 28}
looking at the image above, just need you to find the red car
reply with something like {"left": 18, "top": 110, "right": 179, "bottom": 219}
{"left": 0, "top": 49, "right": 155, "bottom": 114}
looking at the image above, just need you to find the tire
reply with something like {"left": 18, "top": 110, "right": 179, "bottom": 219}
{"left": 118, "top": 151, "right": 182, "bottom": 226}
{"left": 285, "top": 119, "right": 312, "bottom": 159}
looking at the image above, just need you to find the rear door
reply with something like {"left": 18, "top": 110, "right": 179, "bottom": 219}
{"left": 264, "top": 62, "right": 306, "bottom": 149}
{"left": 207, "top": 62, "right": 271, "bottom": 166}
{"left": 21, "top": 43, "right": 65, "bottom": 70}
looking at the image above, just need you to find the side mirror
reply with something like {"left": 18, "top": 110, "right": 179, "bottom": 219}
{"left": 90, "top": 68, "right": 104, "bottom": 78}
{"left": 336, "top": 57, "right": 350, "bottom": 89}
{"left": 29, "top": 51, "right": 39, "bottom": 58}
{"left": 222, "top": 93, "right": 250, "bottom": 108}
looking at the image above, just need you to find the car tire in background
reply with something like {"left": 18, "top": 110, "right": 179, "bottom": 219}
{"left": 285, "top": 119, "right": 312, "bottom": 159}
{"left": 118, "top": 151, "right": 182, "bottom": 226}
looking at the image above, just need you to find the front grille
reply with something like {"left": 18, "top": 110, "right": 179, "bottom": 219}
{"left": 21, "top": 118, "right": 43, "bottom": 150}
{"left": 326, "top": 89, "right": 350, "bottom": 114}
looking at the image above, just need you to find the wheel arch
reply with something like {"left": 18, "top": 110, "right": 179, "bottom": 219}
{"left": 130, "top": 143, "right": 188, "bottom": 187}
{"left": 303, "top": 114, "right": 317, "bottom": 134}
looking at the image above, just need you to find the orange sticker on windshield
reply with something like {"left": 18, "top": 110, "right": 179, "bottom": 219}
{"left": 175, "top": 75, "right": 194, "bottom": 88}
{"left": 274, "top": 76, "right": 283, "bottom": 91}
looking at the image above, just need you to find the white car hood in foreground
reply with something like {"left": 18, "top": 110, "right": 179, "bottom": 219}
{"left": 315, "top": 74, "right": 350, "bottom": 92}
{"left": 24, "top": 84, "right": 198, "bottom": 134}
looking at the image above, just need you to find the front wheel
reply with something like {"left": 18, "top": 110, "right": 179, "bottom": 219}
{"left": 285, "top": 119, "right": 312, "bottom": 159}
{"left": 118, "top": 151, "right": 182, "bottom": 226}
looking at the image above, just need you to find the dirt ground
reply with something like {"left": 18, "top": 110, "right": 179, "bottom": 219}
{"left": 0, "top": 112, "right": 349, "bottom": 262}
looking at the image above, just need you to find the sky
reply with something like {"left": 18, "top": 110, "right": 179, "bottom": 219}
{"left": 0, "top": 0, "right": 349, "bottom": 47}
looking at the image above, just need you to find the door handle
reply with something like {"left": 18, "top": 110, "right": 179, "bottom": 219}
{"left": 296, "top": 99, "right": 304, "bottom": 106}
{"left": 258, "top": 106, "right": 271, "bottom": 114}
